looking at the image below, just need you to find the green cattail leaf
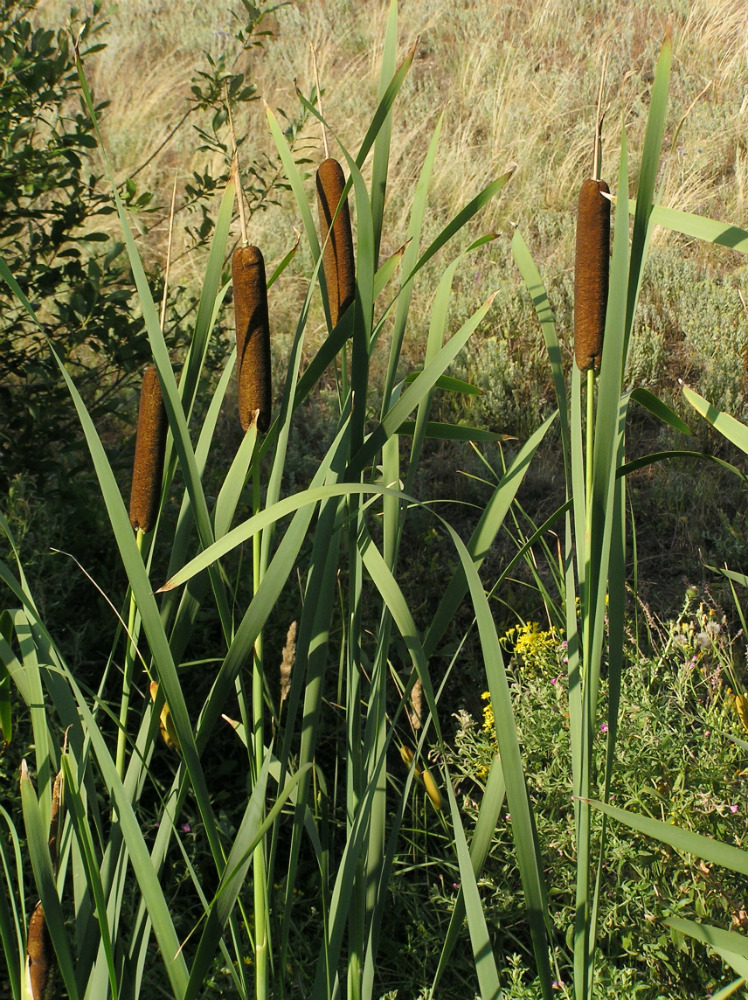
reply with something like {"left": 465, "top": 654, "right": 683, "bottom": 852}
{"left": 629, "top": 387, "right": 692, "bottom": 435}
{"left": 649, "top": 204, "right": 748, "bottom": 253}
{"left": 423, "top": 412, "right": 556, "bottom": 659}
{"left": 588, "top": 798, "right": 748, "bottom": 877}
{"left": 401, "top": 373, "right": 481, "bottom": 395}
{"left": 707, "top": 976, "right": 748, "bottom": 1000}
{"left": 181, "top": 180, "right": 236, "bottom": 420}
{"left": 59, "top": 756, "right": 119, "bottom": 1000}
{"left": 444, "top": 768, "right": 502, "bottom": 1000}
{"left": 350, "top": 290, "right": 497, "bottom": 476}
{"left": 370, "top": 0, "right": 398, "bottom": 263}
{"left": 512, "top": 228, "right": 569, "bottom": 454}
{"left": 664, "top": 918, "right": 748, "bottom": 980}
{"left": 446, "top": 526, "right": 555, "bottom": 997}
{"left": 395, "top": 421, "right": 507, "bottom": 442}
{"left": 382, "top": 112, "right": 443, "bottom": 412}
{"left": 0, "top": 612, "right": 13, "bottom": 744}
{"left": 625, "top": 31, "right": 672, "bottom": 340}
{"left": 160, "top": 482, "right": 411, "bottom": 593}
{"left": 0, "top": 803, "right": 25, "bottom": 1000}
{"left": 432, "top": 754, "right": 506, "bottom": 993}
{"left": 682, "top": 385, "right": 748, "bottom": 454}
{"left": 266, "top": 105, "right": 321, "bottom": 261}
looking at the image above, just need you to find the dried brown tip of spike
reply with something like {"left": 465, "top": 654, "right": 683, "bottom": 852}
{"left": 574, "top": 178, "right": 610, "bottom": 372}
{"left": 279, "top": 620, "right": 297, "bottom": 711}
{"left": 316, "top": 157, "right": 355, "bottom": 328}
{"left": 129, "top": 366, "right": 168, "bottom": 532}
{"left": 232, "top": 245, "right": 271, "bottom": 433}
{"left": 26, "top": 901, "right": 55, "bottom": 1000}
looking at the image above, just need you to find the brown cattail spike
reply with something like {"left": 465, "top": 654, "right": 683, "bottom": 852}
{"left": 574, "top": 178, "right": 610, "bottom": 371}
{"left": 316, "top": 158, "right": 355, "bottom": 328}
{"left": 232, "top": 245, "right": 271, "bottom": 433}
{"left": 26, "top": 901, "right": 55, "bottom": 1000}
{"left": 129, "top": 366, "right": 168, "bottom": 532}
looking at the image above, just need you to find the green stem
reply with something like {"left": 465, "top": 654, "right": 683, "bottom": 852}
{"left": 115, "top": 528, "right": 144, "bottom": 780}
{"left": 575, "top": 366, "right": 596, "bottom": 1000}
{"left": 252, "top": 461, "right": 269, "bottom": 1000}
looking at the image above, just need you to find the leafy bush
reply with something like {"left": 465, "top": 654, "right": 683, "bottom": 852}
{"left": 447, "top": 595, "right": 747, "bottom": 999}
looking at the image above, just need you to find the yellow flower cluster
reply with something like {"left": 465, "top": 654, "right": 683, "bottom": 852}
{"left": 502, "top": 620, "right": 561, "bottom": 677}
{"left": 481, "top": 691, "right": 494, "bottom": 733}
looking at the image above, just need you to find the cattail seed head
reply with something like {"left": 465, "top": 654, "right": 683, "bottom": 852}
{"left": 279, "top": 620, "right": 297, "bottom": 711}
{"left": 408, "top": 677, "right": 423, "bottom": 732}
{"left": 574, "top": 178, "right": 610, "bottom": 371}
{"left": 232, "top": 245, "right": 271, "bottom": 433}
{"left": 129, "top": 366, "right": 168, "bottom": 533}
{"left": 26, "top": 901, "right": 54, "bottom": 1000}
{"left": 316, "top": 157, "right": 355, "bottom": 327}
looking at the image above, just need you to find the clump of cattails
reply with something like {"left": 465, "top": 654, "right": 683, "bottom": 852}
{"left": 129, "top": 365, "right": 168, "bottom": 533}
{"left": 316, "top": 157, "right": 355, "bottom": 327}
{"left": 232, "top": 244, "right": 271, "bottom": 432}
{"left": 574, "top": 178, "right": 610, "bottom": 371}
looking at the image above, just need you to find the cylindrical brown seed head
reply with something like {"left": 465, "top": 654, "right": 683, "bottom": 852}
{"left": 129, "top": 366, "right": 168, "bottom": 532}
{"left": 574, "top": 178, "right": 610, "bottom": 371}
{"left": 232, "top": 245, "right": 271, "bottom": 433}
{"left": 316, "top": 157, "right": 355, "bottom": 328}
{"left": 26, "top": 901, "right": 55, "bottom": 1000}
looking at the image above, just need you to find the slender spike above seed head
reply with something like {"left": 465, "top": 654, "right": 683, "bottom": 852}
{"left": 232, "top": 245, "right": 271, "bottom": 433}
{"left": 316, "top": 157, "right": 355, "bottom": 327}
{"left": 129, "top": 366, "right": 168, "bottom": 532}
{"left": 574, "top": 178, "right": 610, "bottom": 371}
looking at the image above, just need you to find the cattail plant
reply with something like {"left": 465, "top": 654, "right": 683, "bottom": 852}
{"left": 316, "top": 157, "right": 355, "bottom": 327}
{"left": 128, "top": 365, "right": 168, "bottom": 533}
{"left": 232, "top": 244, "right": 271, "bottom": 432}
{"left": 573, "top": 177, "right": 610, "bottom": 371}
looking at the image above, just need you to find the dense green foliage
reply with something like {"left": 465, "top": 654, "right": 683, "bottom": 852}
{"left": 3, "top": 3, "right": 748, "bottom": 1000}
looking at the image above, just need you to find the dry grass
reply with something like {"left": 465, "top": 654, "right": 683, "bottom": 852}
{"left": 31, "top": 0, "right": 748, "bottom": 405}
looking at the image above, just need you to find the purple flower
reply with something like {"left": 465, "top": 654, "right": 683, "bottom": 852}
{"left": 600, "top": 722, "right": 609, "bottom": 734}
{"left": 731, "top": 804, "right": 739, "bottom": 814}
